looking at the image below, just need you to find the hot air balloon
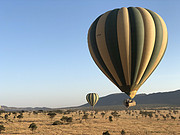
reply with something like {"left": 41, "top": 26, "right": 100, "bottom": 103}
{"left": 86, "top": 93, "right": 99, "bottom": 108}
{"left": 88, "top": 7, "right": 168, "bottom": 107}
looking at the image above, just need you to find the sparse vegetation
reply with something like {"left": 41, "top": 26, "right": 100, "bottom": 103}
{"left": 0, "top": 108, "right": 178, "bottom": 134}
{"left": 82, "top": 114, "right": 88, "bottom": 120}
{"left": 121, "top": 129, "right": 126, "bottom": 135}
{"left": 60, "top": 116, "right": 73, "bottom": 123}
{"left": 111, "top": 111, "right": 118, "bottom": 118}
{"left": 0, "top": 125, "right": 5, "bottom": 134}
{"left": 29, "top": 123, "right": 37, "bottom": 133}
{"left": 101, "top": 112, "right": 105, "bottom": 118}
{"left": 171, "top": 116, "right": 176, "bottom": 120}
{"left": 17, "top": 114, "right": 23, "bottom": 119}
{"left": 109, "top": 116, "right": 113, "bottom": 122}
{"left": 103, "top": 131, "right": 110, "bottom": 135}
{"left": 47, "top": 112, "right": 56, "bottom": 120}
{"left": 4, "top": 114, "right": 8, "bottom": 120}
{"left": 52, "top": 120, "right": 63, "bottom": 125}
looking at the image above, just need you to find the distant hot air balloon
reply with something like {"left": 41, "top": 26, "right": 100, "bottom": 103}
{"left": 86, "top": 93, "right": 99, "bottom": 107}
{"left": 88, "top": 7, "right": 168, "bottom": 106}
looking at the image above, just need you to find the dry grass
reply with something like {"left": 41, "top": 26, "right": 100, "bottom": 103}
{"left": 0, "top": 109, "right": 179, "bottom": 135}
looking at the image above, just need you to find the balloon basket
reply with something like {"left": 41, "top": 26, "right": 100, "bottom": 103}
{"left": 123, "top": 98, "right": 136, "bottom": 108}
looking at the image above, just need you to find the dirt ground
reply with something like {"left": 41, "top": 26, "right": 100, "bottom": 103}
{"left": 0, "top": 109, "right": 180, "bottom": 135}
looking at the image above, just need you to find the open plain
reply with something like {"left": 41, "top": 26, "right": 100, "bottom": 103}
{"left": 0, "top": 109, "right": 179, "bottom": 135}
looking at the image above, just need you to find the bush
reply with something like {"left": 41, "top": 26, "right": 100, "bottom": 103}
{"left": 0, "top": 125, "right": 5, "bottom": 134}
{"left": 47, "top": 112, "right": 56, "bottom": 120}
{"left": 82, "top": 114, "right": 88, "bottom": 120}
{"left": 52, "top": 121, "right": 63, "bottom": 125}
{"left": 121, "top": 129, "right": 126, "bottom": 135}
{"left": 67, "top": 117, "right": 72, "bottom": 122}
{"left": 101, "top": 112, "right": 105, "bottom": 118}
{"left": 103, "top": 131, "right": 110, "bottom": 135}
{"left": 54, "top": 110, "right": 63, "bottom": 114}
{"left": 4, "top": 114, "right": 8, "bottom": 120}
{"left": 17, "top": 114, "right": 23, "bottom": 119}
{"left": 171, "top": 116, "right": 176, "bottom": 120}
{"left": 148, "top": 113, "right": 153, "bottom": 119}
{"left": 29, "top": 123, "right": 37, "bottom": 133}
{"left": 33, "top": 111, "right": 38, "bottom": 115}
{"left": 111, "top": 111, "right": 119, "bottom": 118}
{"left": 60, "top": 116, "right": 73, "bottom": 122}
{"left": 109, "top": 116, "right": 113, "bottom": 122}
{"left": 95, "top": 110, "right": 98, "bottom": 115}
{"left": 64, "top": 110, "right": 74, "bottom": 115}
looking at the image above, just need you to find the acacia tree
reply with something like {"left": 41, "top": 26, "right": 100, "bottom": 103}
{"left": 47, "top": 112, "right": 56, "bottom": 120}
{"left": 4, "top": 114, "right": 8, "bottom": 120}
{"left": 109, "top": 116, "right": 113, "bottom": 122}
{"left": 17, "top": 114, "right": 23, "bottom": 119}
{"left": 101, "top": 112, "right": 105, "bottom": 118}
{"left": 121, "top": 129, "right": 126, "bottom": 135}
{"left": 29, "top": 123, "right": 37, "bottom": 133}
{"left": 103, "top": 131, "right": 110, "bottom": 135}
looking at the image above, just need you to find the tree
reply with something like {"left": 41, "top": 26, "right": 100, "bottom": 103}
{"left": 103, "top": 131, "right": 110, "bottom": 135}
{"left": 166, "top": 114, "right": 170, "bottom": 118}
{"left": 0, "top": 125, "right": 5, "bottom": 134}
{"left": 162, "top": 115, "right": 166, "bottom": 120}
{"left": 148, "top": 113, "right": 153, "bottom": 119}
{"left": 33, "top": 111, "right": 38, "bottom": 115}
{"left": 12, "top": 112, "right": 17, "bottom": 117}
{"left": 17, "top": 114, "right": 23, "bottom": 119}
{"left": 121, "top": 129, "right": 126, "bottom": 135}
{"left": 95, "top": 110, "right": 99, "bottom": 115}
{"left": 60, "top": 116, "right": 73, "bottom": 123}
{"left": 52, "top": 121, "right": 63, "bottom": 125}
{"left": 171, "top": 116, "right": 176, "bottom": 121}
{"left": 101, "top": 112, "right": 105, "bottom": 118}
{"left": 90, "top": 112, "right": 94, "bottom": 117}
{"left": 29, "top": 123, "right": 37, "bottom": 133}
{"left": 82, "top": 114, "right": 88, "bottom": 121}
{"left": 109, "top": 116, "right": 113, "bottom": 122}
{"left": 4, "top": 114, "right": 8, "bottom": 120}
{"left": 47, "top": 112, "right": 56, "bottom": 120}
{"left": 111, "top": 111, "right": 119, "bottom": 119}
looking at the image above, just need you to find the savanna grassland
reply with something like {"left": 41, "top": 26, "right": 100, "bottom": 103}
{"left": 0, "top": 109, "right": 179, "bottom": 135}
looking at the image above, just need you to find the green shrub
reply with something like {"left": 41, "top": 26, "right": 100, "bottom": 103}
{"left": 60, "top": 116, "right": 73, "bottom": 122}
{"left": 121, "top": 129, "right": 126, "bottom": 135}
{"left": 4, "top": 114, "right": 8, "bottom": 120}
{"left": 101, "top": 112, "right": 105, "bottom": 118}
{"left": 17, "top": 114, "right": 23, "bottom": 119}
{"left": 82, "top": 114, "right": 88, "bottom": 120}
{"left": 0, "top": 125, "right": 5, "bottom": 134}
{"left": 103, "top": 131, "right": 110, "bottom": 135}
{"left": 29, "top": 123, "right": 37, "bottom": 133}
{"left": 52, "top": 121, "right": 63, "bottom": 125}
{"left": 109, "top": 116, "right": 113, "bottom": 122}
{"left": 47, "top": 112, "right": 56, "bottom": 120}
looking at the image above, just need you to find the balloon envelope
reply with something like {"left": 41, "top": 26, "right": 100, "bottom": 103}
{"left": 86, "top": 93, "right": 99, "bottom": 107}
{"left": 88, "top": 7, "right": 168, "bottom": 99}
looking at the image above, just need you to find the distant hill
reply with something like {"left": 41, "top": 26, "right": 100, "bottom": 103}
{"left": 0, "top": 106, "right": 51, "bottom": 112}
{"left": 1, "top": 89, "right": 180, "bottom": 111}
{"left": 80, "top": 89, "right": 180, "bottom": 107}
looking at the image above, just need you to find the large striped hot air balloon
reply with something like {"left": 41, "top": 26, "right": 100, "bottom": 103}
{"left": 88, "top": 7, "right": 168, "bottom": 99}
{"left": 86, "top": 93, "right": 99, "bottom": 107}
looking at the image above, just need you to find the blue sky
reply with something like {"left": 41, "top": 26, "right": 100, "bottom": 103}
{"left": 0, "top": 0, "right": 179, "bottom": 108}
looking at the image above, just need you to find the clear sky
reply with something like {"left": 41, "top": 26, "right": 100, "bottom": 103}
{"left": 0, "top": 0, "right": 179, "bottom": 108}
